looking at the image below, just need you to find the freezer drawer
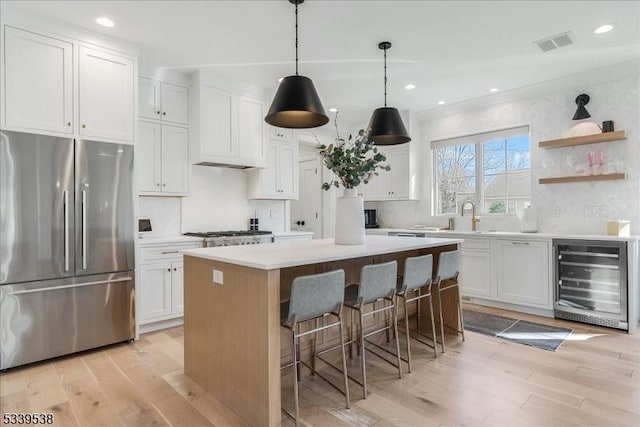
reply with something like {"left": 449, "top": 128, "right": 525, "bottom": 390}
{"left": 0, "top": 272, "right": 135, "bottom": 369}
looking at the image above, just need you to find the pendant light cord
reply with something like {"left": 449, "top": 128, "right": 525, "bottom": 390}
{"left": 383, "top": 46, "right": 388, "bottom": 107}
{"left": 295, "top": 2, "right": 299, "bottom": 76}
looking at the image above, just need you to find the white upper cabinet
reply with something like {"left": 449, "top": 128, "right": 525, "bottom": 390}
{"left": 78, "top": 46, "right": 135, "bottom": 142}
{"left": 3, "top": 26, "right": 73, "bottom": 135}
{"left": 137, "top": 121, "right": 162, "bottom": 192}
{"left": 161, "top": 82, "right": 189, "bottom": 124}
{"left": 191, "top": 76, "right": 266, "bottom": 168}
{"left": 269, "top": 126, "right": 295, "bottom": 142}
{"left": 363, "top": 144, "right": 414, "bottom": 201}
{"left": 139, "top": 78, "right": 188, "bottom": 124}
{"left": 248, "top": 140, "right": 298, "bottom": 199}
{"left": 139, "top": 77, "right": 161, "bottom": 120}
{"left": 238, "top": 96, "right": 265, "bottom": 163}
{"left": 161, "top": 125, "right": 189, "bottom": 194}
{"left": 137, "top": 120, "right": 189, "bottom": 196}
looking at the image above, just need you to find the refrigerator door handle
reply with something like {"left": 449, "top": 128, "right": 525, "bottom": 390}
{"left": 82, "top": 190, "right": 87, "bottom": 270}
{"left": 63, "top": 190, "right": 69, "bottom": 272}
{"left": 7, "top": 277, "right": 133, "bottom": 295}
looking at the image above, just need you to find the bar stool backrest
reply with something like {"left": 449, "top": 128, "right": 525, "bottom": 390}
{"left": 403, "top": 254, "right": 433, "bottom": 291}
{"left": 436, "top": 250, "right": 460, "bottom": 281}
{"left": 288, "top": 269, "right": 346, "bottom": 323}
{"left": 358, "top": 261, "right": 398, "bottom": 304}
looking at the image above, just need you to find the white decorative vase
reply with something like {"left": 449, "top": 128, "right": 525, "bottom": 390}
{"left": 334, "top": 188, "right": 365, "bottom": 245}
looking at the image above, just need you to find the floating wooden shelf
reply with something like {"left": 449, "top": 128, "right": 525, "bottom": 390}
{"left": 538, "top": 130, "right": 626, "bottom": 149}
{"left": 539, "top": 173, "right": 625, "bottom": 184}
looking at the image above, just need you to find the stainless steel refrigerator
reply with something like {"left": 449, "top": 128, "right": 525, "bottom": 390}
{"left": 0, "top": 130, "right": 135, "bottom": 369}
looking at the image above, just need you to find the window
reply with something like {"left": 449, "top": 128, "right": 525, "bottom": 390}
{"left": 432, "top": 126, "right": 531, "bottom": 215}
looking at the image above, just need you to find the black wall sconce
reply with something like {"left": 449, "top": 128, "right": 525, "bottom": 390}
{"left": 572, "top": 94, "right": 591, "bottom": 120}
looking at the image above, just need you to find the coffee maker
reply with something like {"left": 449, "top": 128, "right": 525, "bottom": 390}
{"left": 364, "top": 209, "right": 379, "bottom": 228}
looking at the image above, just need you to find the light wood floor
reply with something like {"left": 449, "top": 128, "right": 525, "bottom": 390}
{"left": 1, "top": 304, "right": 639, "bottom": 427}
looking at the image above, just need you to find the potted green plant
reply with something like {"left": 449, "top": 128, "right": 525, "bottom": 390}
{"left": 317, "top": 116, "right": 390, "bottom": 244}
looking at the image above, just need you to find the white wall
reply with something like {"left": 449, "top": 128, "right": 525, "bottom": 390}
{"left": 369, "top": 73, "right": 640, "bottom": 235}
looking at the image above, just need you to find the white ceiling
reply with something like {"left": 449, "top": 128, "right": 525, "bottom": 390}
{"left": 4, "top": 0, "right": 639, "bottom": 128}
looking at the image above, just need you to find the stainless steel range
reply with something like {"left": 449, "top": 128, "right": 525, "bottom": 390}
{"left": 184, "top": 230, "right": 274, "bottom": 247}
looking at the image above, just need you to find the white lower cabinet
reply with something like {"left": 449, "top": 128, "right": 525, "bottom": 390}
{"left": 138, "top": 241, "right": 201, "bottom": 331}
{"left": 460, "top": 249, "right": 493, "bottom": 298}
{"left": 496, "top": 239, "right": 551, "bottom": 308}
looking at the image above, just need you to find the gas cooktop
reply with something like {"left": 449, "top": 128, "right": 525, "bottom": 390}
{"left": 184, "top": 230, "right": 273, "bottom": 238}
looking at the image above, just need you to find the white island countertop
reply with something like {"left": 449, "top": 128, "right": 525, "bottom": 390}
{"left": 182, "top": 235, "right": 463, "bottom": 270}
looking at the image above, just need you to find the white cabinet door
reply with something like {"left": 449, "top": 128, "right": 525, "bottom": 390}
{"left": 269, "top": 126, "right": 294, "bottom": 142}
{"left": 161, "top": 82, "right": 189, "bottom": 125}
{"left": 4, "top": 27, "right": 73, "bottom": 134}
{"left": 139, "top": 77, "right": 161, "bottom": 120}
{"left": 460, "top": 249, "right": 492, "bottom": 298}
{"left": 260, "top": 142, "right": 280, "bottom": 197}
{"left": 200, "top": 85, "right": 235, "bottom": 158}
{"left": 171, "top": 262, "right": 184, "bottom": 314}
{"left": 389, "top": 148, "right": 410, "bottom": 199}
{"left": 278, "top": 143, "right": 297, "bottom": 198}
{"left": 139, "top": 263, "right": 172, "bottom": 321}
{"left": 237, "top": 96, "right": 264, "bottom": 163}
{"left": 161, "top": 125, "right": 189, "bottom": 194}
{"left": 137, "top": 121, "right": 162, "bottom": 192}
{"left": 78, "top": 46, "right": 134, "bottom": 142}
{"left": 496, "top": 240, "right": 551, "bottom": 307}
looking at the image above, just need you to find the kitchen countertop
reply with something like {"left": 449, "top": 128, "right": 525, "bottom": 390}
{"left": 367, "top": 228, "right": 639, "bottom": 242}
{"left": 182, "top": 235, "right": 463, "bottom": 270}
{"left": 137, "top": 235, "right": 205, "bottom": 246}
{"left": 272, "top": 231, "right": 314, "bottom": 237}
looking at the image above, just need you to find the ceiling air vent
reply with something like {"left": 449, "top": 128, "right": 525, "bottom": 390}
{"left": 534, "top": 32, "right": 574, "bottom": 52}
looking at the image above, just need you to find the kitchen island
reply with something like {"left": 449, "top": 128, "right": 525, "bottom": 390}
{"left": 181, "top": 235, "right": 463, "bottom": 427}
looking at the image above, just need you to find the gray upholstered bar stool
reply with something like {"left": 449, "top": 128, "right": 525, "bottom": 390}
{"left": 343, "top": 260, "right": 402, "bottom": 399}
{"left": 280, "top": 269, "right": 350, "bottom": 426}
{"left": 433, "top": 250, "right": 465, "bottom": 353}
{"left": 396, "top": 254, "right": 438, "bottom": 373}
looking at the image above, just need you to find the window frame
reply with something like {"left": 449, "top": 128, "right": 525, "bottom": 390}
{"left": 431, "top": 125, "right": 532, "bottom": 216}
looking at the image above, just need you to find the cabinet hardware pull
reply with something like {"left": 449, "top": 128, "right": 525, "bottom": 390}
{"left": 67, "top": 122, "right": 71, "bottom": 126}
{"left": 512, "top": 241, "right": 530, "bottom": 245}
{"left": 173, "top": 268, "right": 177, "bottom": 271}
{"left": 82, "top": 124, "right": 86, "bottom": 128}
{"left": 162, "top": 183, "right": 166, "bottom": 187}
{"left": 162, "top": 251, "right": 179, "bottom": 254}
{"left": 167, "top": 268, "right": 171, "bottom": 272}
{"left": 157, "top": 111, "right": 161, "bottom": 114}
{"left": 163, "top": 112, "right": 166, "bottom": 115}
{"left": 156, "top": 183, "right": 160, "bottom": 186}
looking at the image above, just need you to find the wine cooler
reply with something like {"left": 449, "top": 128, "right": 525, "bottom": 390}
{"left": 553, "top": 239, "right": 628, "bottom": 330}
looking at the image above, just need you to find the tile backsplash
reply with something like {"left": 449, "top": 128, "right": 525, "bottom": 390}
{"left": 138, "top": 196, "right": 182, "bottom": 237}
{"left": 369, "top": 75, "right": 640, "bottom": 235}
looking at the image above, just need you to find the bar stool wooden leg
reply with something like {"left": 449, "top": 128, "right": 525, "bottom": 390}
{"left": 403, "top": 296, "right": 412, "bottom": 373}
{"left": 337, "top": 312, "right": 351, "bottom": 409}
{"left": 392, "top": 300, "right": 402, "bottom": 379}
{"left": 358, "top": 308, "right": 367, "bottom": 399}
{"left": 291, "top": 325, "right": 300, "bottom": 426}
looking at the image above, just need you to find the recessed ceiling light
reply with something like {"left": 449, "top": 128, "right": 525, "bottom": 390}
{"left": 489, "top": 87, "right": 499, "bottom": 93}
{"left": 328, "top": 108, "right": 338, "bottom": 113}
{"left": 404, "top": 84, "right": 416, "bottom": 90}
{"left": 96, "top": 17, "right": 114, "bottom": 27}
{"left": 594, "top": 24, "right": 614, "bottom": 34}
{"left": 437, "top": 101, "right": 446, "bottom": 105}
{"left": 277, "top": 77, "right": 283, "bottom": 82}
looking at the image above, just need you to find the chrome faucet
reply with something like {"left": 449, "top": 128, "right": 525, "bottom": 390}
{"left": 461, "top": 200, "right": 480, "bottom": 231}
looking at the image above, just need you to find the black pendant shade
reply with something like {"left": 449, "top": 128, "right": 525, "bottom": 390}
{"left": 572, "top": 93, "right": 591, "bottom": 120}
{"left": 265, "top": 75, "right": 329, "bottom": 128}
{"left": 366, "top": 107, "right": 410, "bottom": 145}
{"left": 366, "top": 41, "right": 411, "bottom": 145}
{"left": 265, "top": 0, "right": 329, "bottom": 129}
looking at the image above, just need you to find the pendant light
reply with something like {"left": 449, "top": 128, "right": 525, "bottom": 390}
{"left": 365, "top": 41, "right": 411, "bottom": 145}
{"left": 265, "top": 0, "right": 329, "bottom": 129}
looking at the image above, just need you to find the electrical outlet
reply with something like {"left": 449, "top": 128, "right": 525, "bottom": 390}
{"left": 270, "top": 208, "right": 281, "bottom": 219}
{"left": 213, "top": 269, "right": 223, "bottom": 285}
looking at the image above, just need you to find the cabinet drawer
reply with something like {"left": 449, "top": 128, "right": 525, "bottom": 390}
{"left": 139, "top": 243, "right": 202, "bottom": 263}
{"left": 461, "top": 238, "right": 491, "bottom": 251}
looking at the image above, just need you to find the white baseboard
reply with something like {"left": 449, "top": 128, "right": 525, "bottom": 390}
{"left": 138, "top": 317, "right": 184, "bottom": 335}
{"left": 463, "top": 297, "right": 554, "bottom": 318}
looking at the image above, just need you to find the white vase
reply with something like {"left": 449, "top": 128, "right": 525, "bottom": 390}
{"left": 334, "top": 188, "right": 365, "bottom": 245}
